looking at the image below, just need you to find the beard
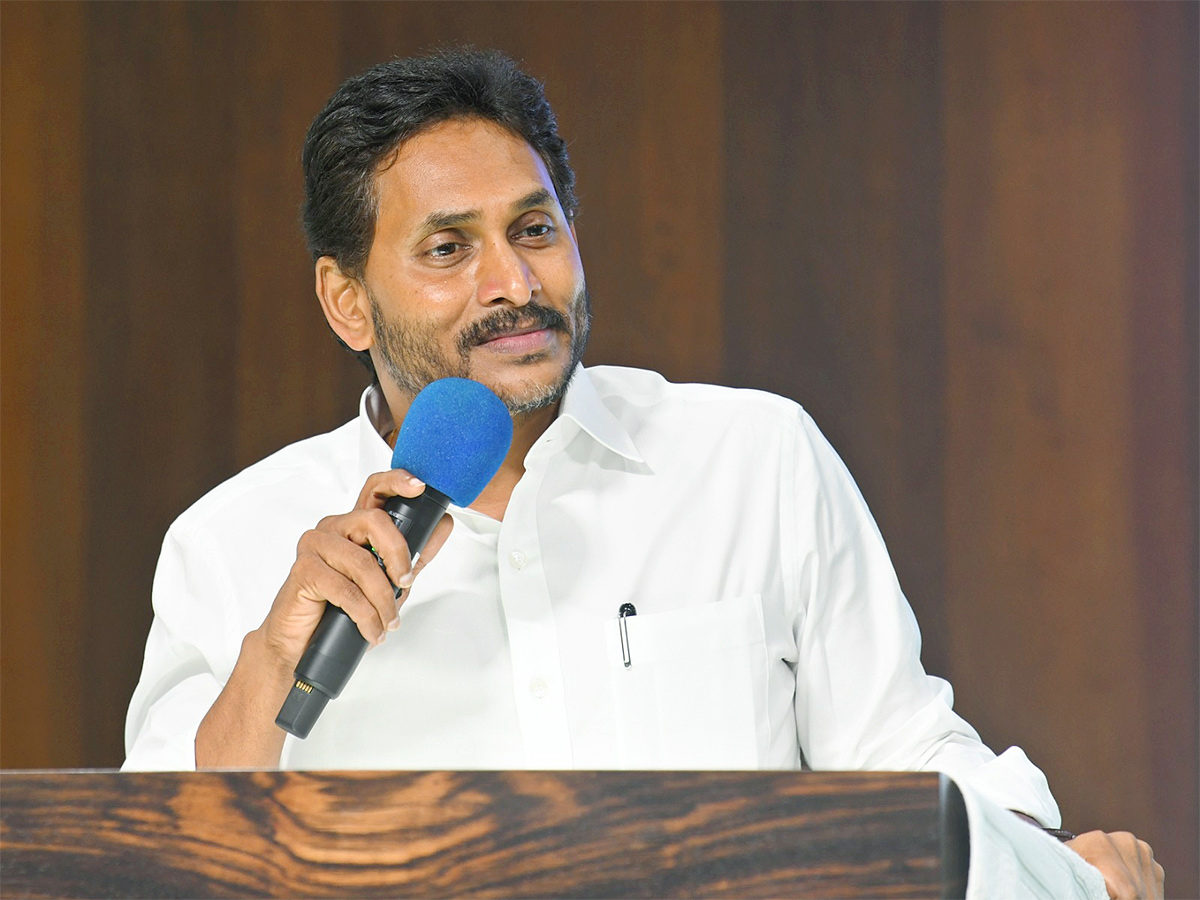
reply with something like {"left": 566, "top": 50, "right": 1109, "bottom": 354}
{"left": 368, "top": 286, "right": 592, "bottom": 415}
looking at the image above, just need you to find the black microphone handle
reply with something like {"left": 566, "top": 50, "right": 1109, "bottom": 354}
{"left": 275, "top": 486, "right": 450, "bottom": 738}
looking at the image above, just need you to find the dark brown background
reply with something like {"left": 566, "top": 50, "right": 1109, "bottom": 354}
{"left": 2, "top": 2, "right": 1196, "bottom": 895}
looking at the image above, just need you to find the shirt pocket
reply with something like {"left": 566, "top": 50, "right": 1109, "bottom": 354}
{"left": 605, "top": 593, "right": 767, "bottom": 769}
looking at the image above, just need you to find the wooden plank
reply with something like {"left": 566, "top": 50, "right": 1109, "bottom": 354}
{"left": 0, "top": 770, "right": 965, "bottom": 899}
{"left": 0, "top": 0, "right": 88, "bottom": 768}
{"left": 78, "top": 1, "right": 243, "bottom": 766}
{"left": 940, "top": 0, "right": 1185, "bottom": 872}
{"left": 721, "top": 2, "right": 950, "bottom": 672}
{"left": 1120, "top": 4, "right": 1199, "bottom": 895}
{"left": 227, "top": 2, "right": 365, "bottom": 472}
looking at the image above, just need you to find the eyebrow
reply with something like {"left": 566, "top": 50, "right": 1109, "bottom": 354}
{"left": 418, "top": 188, "right": 556, "bottom": 234}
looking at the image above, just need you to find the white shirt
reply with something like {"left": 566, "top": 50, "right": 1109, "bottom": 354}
{"left": 124, "top": 365, "right": 1059, "bottom": 826}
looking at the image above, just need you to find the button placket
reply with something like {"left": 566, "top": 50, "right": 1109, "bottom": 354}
{"left": 495, "top": 453, "right": 572, "bottom": 767}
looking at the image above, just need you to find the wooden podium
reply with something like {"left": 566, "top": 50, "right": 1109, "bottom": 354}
{"left": 0, "top": 769, "right": 968, "bottom": 899}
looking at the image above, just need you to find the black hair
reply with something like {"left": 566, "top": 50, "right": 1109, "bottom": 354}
{"left": 302, "top": 48, "right": 578, "bottom": 376}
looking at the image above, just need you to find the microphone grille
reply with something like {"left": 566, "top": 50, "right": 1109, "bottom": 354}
{"left": 391, "top": 378, "right": 513, "bottom": 507}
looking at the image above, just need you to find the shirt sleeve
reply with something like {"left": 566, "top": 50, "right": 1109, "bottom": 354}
{"left": 789, "top": 410, "right": 1060, "bottom": 826}
{"left": 123, "top": 524, "right": 232, "bottom": 771}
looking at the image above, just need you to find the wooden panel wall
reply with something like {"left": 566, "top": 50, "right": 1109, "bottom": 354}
{"left": 1, "top": 1, "right": 88, "bottom": 769}
{"left": 940, "top": 6, "right": 1198, "bottom": 890}
{"left": 2, "top": 2, "right": 1195, "bottom": 895}
{"left": 722, "top": 3, "right": 1197, "bottom": 894}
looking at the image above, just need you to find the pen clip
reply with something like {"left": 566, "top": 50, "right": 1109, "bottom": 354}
{"left": 618, "top": 603, "right": 637, "bottom": 668}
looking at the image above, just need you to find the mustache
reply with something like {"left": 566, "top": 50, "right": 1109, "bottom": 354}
{"left": 457, "top": 302, "right": 570, "bottom": 353}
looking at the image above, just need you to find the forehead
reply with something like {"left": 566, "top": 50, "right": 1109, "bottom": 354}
{"left": 374, "top": 118, "right": 557, "bottom": 231}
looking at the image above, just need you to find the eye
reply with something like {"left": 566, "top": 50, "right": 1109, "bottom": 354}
{"left": 516, "top": 221, "right": 555, "bottom": 244}
{"left": 428, "top": 241, "right": 463, "bottom": 259}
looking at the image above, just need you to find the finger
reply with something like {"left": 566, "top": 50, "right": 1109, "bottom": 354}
{"left": 355, "top": 468, "right": 427, "bottom": 510}
{"left": 307, "top": 530, "right": 400, "bottom": 638}
{"left": 1067, "top": 832, "right": 1137, "bottom": 900}
{"left": 285, "top": 554, "right": 387, "bottom": 647}
{"left": 1103, "top": 833, "right": 1144, "bottom": 900}
{"left": 1136, "top": 840, "right": 1162, "bottom": 900}
{"left": 326, "top": 507, "right": 415, "bottom": 589}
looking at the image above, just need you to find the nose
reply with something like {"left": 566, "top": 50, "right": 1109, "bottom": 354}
{"left": 476, "top": 240, "right": 540, "bottom": 307}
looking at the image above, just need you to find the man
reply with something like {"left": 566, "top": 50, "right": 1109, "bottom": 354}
{"left": 125, "top": 49, "right": 1162, "bottom": 898}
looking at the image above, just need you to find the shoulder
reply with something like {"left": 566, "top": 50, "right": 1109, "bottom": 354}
{"left": 585, "top": 364, "right": 805, "bottom": 423}
{"left": 167, "top": 418, "right": 361, "bottom": 542}
{"left": 581, "top": 365, "right": 819, "bottom": 471}
{"left": 582, "top": 365, "right": 850, "bottom": 482}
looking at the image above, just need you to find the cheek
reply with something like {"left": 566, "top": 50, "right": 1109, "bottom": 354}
{"left": 385, "top": 265, "right": 476, "bottom": 325}
{"left": 541, "top": 251, "right": 585, "bottom": 300}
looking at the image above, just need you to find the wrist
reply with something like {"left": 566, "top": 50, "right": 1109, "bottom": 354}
{"left": 243, "top": 626, "right": 299, "bottom": 687}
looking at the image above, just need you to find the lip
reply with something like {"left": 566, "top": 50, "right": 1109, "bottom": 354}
{"left": 476, "top": 326, "right": 555, "bottom": 354}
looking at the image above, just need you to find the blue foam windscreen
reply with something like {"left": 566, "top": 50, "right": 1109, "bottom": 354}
{"left": 391, "top": 378, "right": 514, "bottom": 507}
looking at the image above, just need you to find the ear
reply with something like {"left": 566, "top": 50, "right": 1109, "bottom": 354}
{"left": 315, "top": 257, "right": 373, "bottom": 351}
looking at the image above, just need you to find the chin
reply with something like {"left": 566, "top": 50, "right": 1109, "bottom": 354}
{"left": 481, "top": 360, "right": 574, "bottom": 415}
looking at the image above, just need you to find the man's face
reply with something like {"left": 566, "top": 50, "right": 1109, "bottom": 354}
{"left": 361, "top": 117, "right": 589, "bottom": 415}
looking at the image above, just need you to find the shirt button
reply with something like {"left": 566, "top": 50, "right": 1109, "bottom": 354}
{"left": 529, "top": 677, "right": 549, "bottom": 699}
{"left": 508, "top": 550, "right": 527, "bottom": 570}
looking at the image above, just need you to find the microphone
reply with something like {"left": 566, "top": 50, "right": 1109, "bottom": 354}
{"left": 276, "top": 377, "right": 513, "bottom": 738}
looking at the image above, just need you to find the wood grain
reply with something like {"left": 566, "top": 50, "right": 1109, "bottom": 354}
{"left": 0, "top": 770, "right": 966, "bottom": 899}
{"left": 940, "top": 6, "right": 1196, "bottom": 887}
{"left": 0, "top": 2, "right": 1194, "bottom": 893}
{"left": 721, "top": 2, "right": 952, "bottom": 674}
{"left": 0, "top": 0, "right": 88, "bottom": 768}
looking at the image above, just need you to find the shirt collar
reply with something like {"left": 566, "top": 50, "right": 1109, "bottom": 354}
{"left": 355, "top": 365, "right": 647, "bottom": 479}
{"left": 358, "top": 382, "right": 394, "bottom": 478}
{"left": 557, "top": 365, "right": 646, "bottom": 464}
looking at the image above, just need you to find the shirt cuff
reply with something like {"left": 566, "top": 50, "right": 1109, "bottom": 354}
{"left": 122, "top": 673, "right": 222, "bottom": 772}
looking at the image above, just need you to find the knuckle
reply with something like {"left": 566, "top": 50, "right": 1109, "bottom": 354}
{"left": 334, "top": 581, "right": 370, "bottom": 619}
{"left": 350, "top": 549, "right": 394, "bottom": 603}
{"left": 351, "top": 542, "right": 384, "bottom": 576}
{"left": 296, "top": 528, "right": 321, "bottom": 551}
{"left": 368, "top": 507, "right": 397, "bottom": 530}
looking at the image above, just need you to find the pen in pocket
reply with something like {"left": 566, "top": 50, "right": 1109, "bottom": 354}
{"left": 618, "top": 603, "right": 637, "bottom": 667}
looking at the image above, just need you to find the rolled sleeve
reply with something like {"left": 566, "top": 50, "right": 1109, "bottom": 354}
{"left": 791, "top": 410, "right": 1059, "bottom": 826}
{"left": 123, "top": 524, "right": 235, "bottom": 771}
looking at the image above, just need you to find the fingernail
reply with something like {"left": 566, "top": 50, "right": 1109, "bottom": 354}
{"left": 397, "top": 571, "right": 416, "bottom": 589}
{"left": 387, "top": 616, "right": 401, "bottom": 632}
{"left": 408, "top": 474, "right": 425, "bottom": 488}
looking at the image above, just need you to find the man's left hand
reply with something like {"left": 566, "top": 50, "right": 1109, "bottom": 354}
{"left": 1065, "top": 830, "right": 1164, "bottom": 900}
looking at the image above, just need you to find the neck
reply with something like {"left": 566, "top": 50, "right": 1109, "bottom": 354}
{"left": 468, "top": 401, "right": 558, "bottom": 520}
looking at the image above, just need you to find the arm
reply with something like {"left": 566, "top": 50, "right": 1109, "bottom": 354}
{"left": 787, "top": 410, "right": 1058, "bottom": 821}
{"left": 1010, "top": 814, "right": 1165, "bottom": 900}
{"left": 126, "top": 468, "right": 450, "bottom": 770}
{"left": 194, "top": 467, "right": 452, "bottom": 768}
{"left": 783, "top": 411, "right": 1162, "bottom": 899}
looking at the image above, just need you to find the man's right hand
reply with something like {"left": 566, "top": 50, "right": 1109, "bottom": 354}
{"left": 195, "top": 468, "right": 453, "bottom": 768}
{"left": 258, "top": 468, "right": 444, "bottom": 669}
